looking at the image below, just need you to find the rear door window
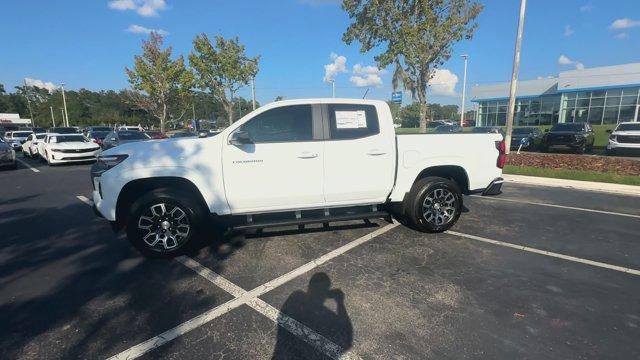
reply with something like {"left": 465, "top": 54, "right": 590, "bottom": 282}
{"left": 327, "top": 104, "right": 379, "bottom": 140}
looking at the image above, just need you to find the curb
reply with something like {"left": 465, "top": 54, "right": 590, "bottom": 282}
{"left": 503, "top": 174, "right": 640, "bottom": 197}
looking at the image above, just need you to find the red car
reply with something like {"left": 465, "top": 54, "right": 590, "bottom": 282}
{"left": 145, "top": 131, "right": 168, "bottom": 139}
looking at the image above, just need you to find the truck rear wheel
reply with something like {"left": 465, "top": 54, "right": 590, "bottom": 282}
{"left": 126, "top": 189, "right": 204, "bottom": 258}
{"left": 406, "top": 177, "right": 462, "bottom": 233}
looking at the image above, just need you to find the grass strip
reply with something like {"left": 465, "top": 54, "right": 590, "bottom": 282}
{"left": 503, "top": 165, "right": 640, "bottom": 186}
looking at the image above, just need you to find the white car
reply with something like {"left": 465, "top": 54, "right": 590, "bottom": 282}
{"left": 21, "top": 133, "right": 47, "bottom": 158}
{"left": 118, "top": 126, "right": 143, "bottom": 132}
{"left": 607, "top": 122, "right": 640, "bottom": 155}
{"left": 92, "top": 99, "right": 504, "bottom": 257}
{"left": 4, "top": 130, "right": 33, "bottom": 151}
{"left": 40, "top": 133, "right": 102, "bottom": 165}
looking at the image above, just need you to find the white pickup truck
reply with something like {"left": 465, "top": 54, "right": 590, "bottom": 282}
{"left": 91, "top": 99, "right": 504, "bottom": 257}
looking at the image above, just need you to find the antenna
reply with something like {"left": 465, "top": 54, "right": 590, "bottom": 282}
{"left": 362, "top": 88, "right": 370, "bottom": 99}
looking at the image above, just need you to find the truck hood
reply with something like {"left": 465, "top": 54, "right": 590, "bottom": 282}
{"left": 50, "top": 142, "right": 100, "bottom": 150}
{"left": 612, "top": 130, "right": 640, "bottom": 136}
{"left": 102, "top": 137, "right": 215, "bottom": 168}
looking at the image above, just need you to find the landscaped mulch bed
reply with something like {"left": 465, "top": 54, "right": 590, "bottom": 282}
{"left": 507, "top": 153, "right": 640, "bottom": 176}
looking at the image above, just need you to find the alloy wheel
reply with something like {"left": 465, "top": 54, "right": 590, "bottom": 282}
{"left": 137, "top": 203, "right": 191, "bottom": 252}
{"left": 422, "top": 188, "right": 457, "bottom": 226}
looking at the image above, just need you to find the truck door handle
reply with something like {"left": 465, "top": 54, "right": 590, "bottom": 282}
{"left": 366, "top": 149, "right": 386, "bottom": 156}
{"left": 297, "top": 152, "right": 318, "bottom": 159}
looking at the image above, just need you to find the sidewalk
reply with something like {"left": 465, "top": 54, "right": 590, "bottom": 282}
{"left": 503, "top": 174, "right": 640, "bottom": 197}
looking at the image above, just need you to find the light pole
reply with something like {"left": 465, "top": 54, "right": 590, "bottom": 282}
{"left": 329, "top": 79, "right": 336, "bottom": 98}
{"left": 50, "top": 106, "right": 56, "bottom": 127}
{"left": 60, "top": 83, "right": 69, "bottom": 127}
{"left": 504, "top": 0, "right": 527, "bottom": 154}
{"left": 60, "top": 108, "right": 65, "bottom": 125}
{"left": 459, "top": 55, "right": 469, "bottom": 127}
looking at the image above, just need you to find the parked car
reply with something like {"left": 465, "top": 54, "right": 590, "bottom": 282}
{"left": 541, "top": 122, "right": 595, "bottom": 154}
{"left": 4, "top": 130, "right": 33, "bottom": 151}
{"left": 171, "top": 131, "right": 198, "bottom": 138}
{"left": 31, "top": 127, "right": 47, "bottom": 134}
{"left": 510, "top": 127, "right": 543, "bottom": 150}
{"left": 39, "top": 133, "right": 101, "bottom": 165}
{"left": 427, "top": 120, "right": 451, "bottom": 128}
{"left": 86, "top": 130, "right": 112, "bottom": 147}
{"left": 21, "top": 133, "right": 47, "bottom": 158}
{"left": 118, "top": 126, "right": 143, "bottom": 132}
{"left": 434, "top": 124, "right": 463, "bottom": 133}
{"left": 145, "top": 131, "right": 168, "bottom": 139}
{"left": 83, "top": 126, "right": 113, "bottom": 135}
{"left": 0, "top": 137, "right": 17, "bottom": 170}
{"left": 471, "top": 126, "right": 504, "bottom": 136}
{"left": 91, "top": 99, "right": 504, "bottom": 257}
{"left": 102, "top": 130, "right": 150, "bottom": 150}
{"left": 49, "top": 127, "right": 78, "bottom": 134}
{"left": 606, "top": 122, "right": 640, "bottom": 156}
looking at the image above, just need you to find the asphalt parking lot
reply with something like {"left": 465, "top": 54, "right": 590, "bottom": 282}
{"left": 1, "top": 156, "right": 639, "bottom": 359}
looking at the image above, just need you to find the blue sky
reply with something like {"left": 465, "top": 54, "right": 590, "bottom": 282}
{"left": 1, "top": 0, "right": 639, "bottom": 108}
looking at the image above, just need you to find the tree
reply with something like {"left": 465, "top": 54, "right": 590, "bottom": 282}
{"left": 125, "top": 32, "right": 194, "bottom": 132}
{"left": 342, "top": 0, "right": 482, "bottom": 133}
{"left": 386, "top": 101, "right": 401, "bottom": 124}
{"left": 274, "top": 95, "right": 285, "bottom": 102}
{"left": 189, "top": 34, "right": 259, "bottom": 126}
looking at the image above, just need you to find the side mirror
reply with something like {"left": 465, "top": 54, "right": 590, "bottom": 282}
{"left": 229, "top": 130, "right": 252, "bottom": 145}
{"left": 544, "top": 129, "right": 549, "bottom": 132}
{"left": 606, "top": 129, "right": 612, "bottom": 134}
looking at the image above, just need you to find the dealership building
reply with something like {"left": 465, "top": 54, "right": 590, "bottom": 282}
{"left": 0, "top": 113, "right": 32, "bottom": 132}
{"left": 471, "top": 62, "right": 640, "bottom": 127}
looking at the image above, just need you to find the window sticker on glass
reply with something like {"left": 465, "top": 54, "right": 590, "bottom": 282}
{"left": 335, "top": 110, "right": 367, "bottom": 129}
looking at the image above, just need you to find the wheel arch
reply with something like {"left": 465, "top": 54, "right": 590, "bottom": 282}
{"left": 115, "top": 177, "right": 209, "bottom": 227}
{"left": 413, "top": 165, "right": 470, "bottom": 194}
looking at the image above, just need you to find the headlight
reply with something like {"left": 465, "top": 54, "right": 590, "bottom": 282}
{"left": 95, "top": 154, "right": 128, "bottom": 172}
{"left": 50, "top": 148, "right": 62, "bottom": 152}
{"left": 609, "top": 135, "right": 617, "bottom": 142}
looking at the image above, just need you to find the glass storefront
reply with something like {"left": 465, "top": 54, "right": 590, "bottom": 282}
{"left": 476, "top": 86, "right": 640, "bottom": 126}
{"left": 560, "top": 87, "right": 639, "bottom": 125}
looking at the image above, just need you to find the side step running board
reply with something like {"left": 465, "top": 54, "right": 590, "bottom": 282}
{"left": 233, "top": 211, "right": 391, "bottom": 231}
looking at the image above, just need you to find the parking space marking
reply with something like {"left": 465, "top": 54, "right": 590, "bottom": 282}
{"left": 111, "top": 222, "right": 398, "bottom": 359}
{"left": 76, "top": 195, "right": 94, "bottom": 206}
{"left": 447, "top": 230, "right": 640, "bottom": 276}
{"left": 470, "top": 195, "right": 640, "bottom": 219}
{"left": 16, "top": 159, "right": 40, "bottom": 173}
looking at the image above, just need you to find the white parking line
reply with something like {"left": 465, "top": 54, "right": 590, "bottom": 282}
{"left": 446, "top": 230, "right": 640, "bottom": 276}
{"left": 16, "top": 159, "right": 40, "bottom": 173}
{"left": 470, "top": 195, "right": 640, "bottom": 219}
{"left": 110, "top": 222, "right": 398, "bottom": 360}
{"left": 76, "top": 195, "right": 94, "bottom": 206}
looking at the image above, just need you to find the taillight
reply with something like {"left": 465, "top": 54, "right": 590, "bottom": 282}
{"left": 496, "top": 140, "right": 506, "bottom": 169}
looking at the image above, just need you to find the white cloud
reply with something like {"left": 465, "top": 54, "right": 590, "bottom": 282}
{"left": 24, "top": 78, "right": 57, "bottom": 93}
{"left": 323, "top": 52, "right": 347, "bottom": 83}
{"left": 558, "top": 54, "right": 584, "bottom": 70}
{"left": 614, "top": 32, "right": 629, "bottom": 40}
{"left": 428, "top": 69, "right": 458, "bottom": 96}
{"left": 350, "top": 74, "right": 383, "bottom": 87}
{"left": 563, "top": 25, "right": 574, "bottom": 37}
{"left": 352, "top": 64, "right": 386, "bottom": 75}
{"left": 126, "top": 24, "right": 169, "bottom": 35}
{"left": 108, "top": 0, "right": 167, "bottom": 17}
{"left": 579, "top": 4, "right": 593, "bottom": 12}
{"left": 609, "top": 18, "right": 640, "bottom": 30}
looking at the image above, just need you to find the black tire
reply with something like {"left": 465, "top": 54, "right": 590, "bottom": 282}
{"left": 126, "top": 189, "right": 206, "bottom": 258}
{"left": 405, "top": 177, "right": 463, "bottom": 233}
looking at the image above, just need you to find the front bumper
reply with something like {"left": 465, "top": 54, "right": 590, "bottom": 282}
{"left": 607, "top": 140, "right": 640, "bottom": 150}
{"left": 482, "top": 177, "right": 503, "bottom": 196}
{"left": 49, "top": 149, "right": 100, "bottom": 163}
{"left": 0, "top": 151, "right": 16, "bottom": 166}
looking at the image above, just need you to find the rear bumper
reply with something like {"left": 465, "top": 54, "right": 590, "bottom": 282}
{"left": 481, "top": 177, "right": 503, "bottom": 196}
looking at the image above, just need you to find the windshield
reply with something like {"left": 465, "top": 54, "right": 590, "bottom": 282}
{"left": 551, "top": 123, "right": 584, "bottom": 132}
{"left": 616, "top": 123, "right": 640, "bottom": 131}
{"left": 118, "top": 131, "right": 149, "bottom": 140}
{"left": 513, "top": 128, "right": 534, "bottom": 135}
{"left": 13, "top": 131, "right": 32, "bottom": 137}
{"left": 50, "top": 135, "right": 86, "bottom": 143}
{"left": 91, "top": 131, "right": 110, "bottom": 138}
{"left": 51, "top": 128, "right": 78, "bottom": 134}
{"left": 91, "top": 127, "right": 112, "bottom": 132}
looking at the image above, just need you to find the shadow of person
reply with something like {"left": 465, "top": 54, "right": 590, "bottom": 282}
{"left": 271, "top": 272, "right": 353, "bottom": 360}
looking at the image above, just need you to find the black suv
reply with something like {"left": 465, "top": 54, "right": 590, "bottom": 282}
{"left": 541, "top": 122, "right": 595, "bottom": 154}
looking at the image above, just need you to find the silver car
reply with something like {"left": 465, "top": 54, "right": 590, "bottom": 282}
{"left": 0, "top": 137, "right": 17, "bottom": 169}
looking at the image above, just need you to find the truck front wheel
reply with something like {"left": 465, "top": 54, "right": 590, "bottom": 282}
{"left": 406, "top": 177, "right": 462, "bottom": 233}
{"left": 126, "top": 189, "right": 204, "bottom": 258}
